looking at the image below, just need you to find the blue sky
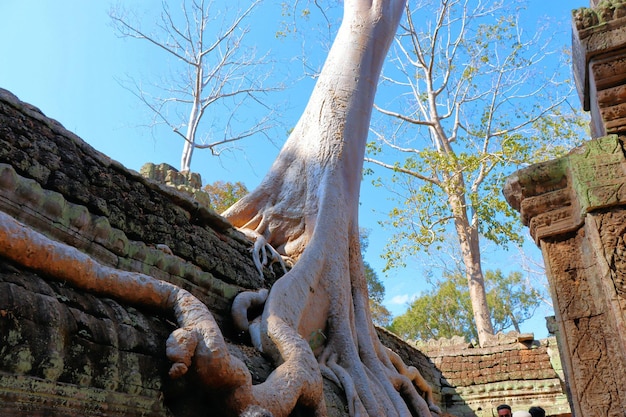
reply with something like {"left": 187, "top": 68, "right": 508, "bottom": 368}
{"left": 0, "top": 0, "right": 589, "bottom": 339}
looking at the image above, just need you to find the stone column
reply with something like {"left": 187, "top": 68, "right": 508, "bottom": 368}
{"left": 504, "top": 4, "right": 626, "bottom": 415}
{"left": 504, "top": 135, "right": 626, "bottom": 416}
{"left": 572, "top": 4, "right": 626, "bottom": 138}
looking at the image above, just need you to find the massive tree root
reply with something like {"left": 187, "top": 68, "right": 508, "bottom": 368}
{"left": 0, "top": 0, "right": 441, "bottom": 416}
{"left": 220, "top": 0, "right": 441, "bottom": 415}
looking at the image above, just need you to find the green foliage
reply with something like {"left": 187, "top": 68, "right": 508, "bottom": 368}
{"left": 389, "top": 272, "right": 474, "bottom": 340}
{"left": 486, "top": 270, "right": 541, "bottom": 333}
{"left": 203, "top": 180, "right": 249, "bottom": 213}
{"left": 360, "top": 228, "right": 392, "bottom": 327}
{"left": 370, "top": 0, "right": 588, "bottom": 274}
{"left": 369, "top": 0, "right": 589, "bottom": 344}
{"left": 365, "top": 261, "right": 393, "bottom": 327}
{"left": 387, "top": 270, "right": 541, "bottom": 341}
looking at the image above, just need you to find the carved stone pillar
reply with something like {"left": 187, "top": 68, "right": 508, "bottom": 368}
{"left": 505, "top": 4, "right": 626, "bottom": 415}
{"left": 572, "top": 5, "right": 626, "bottom": 138}
{"left": 503, "top": 135, "right": 626, "bottom": 416}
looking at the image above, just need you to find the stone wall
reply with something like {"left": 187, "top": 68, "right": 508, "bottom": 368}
{"left": 0, "top": 88, "right": 281, "bottom": 416}
{"left": 413, "top": 334, "right": 570, "bottom": 417}
{"left": 0, "top": 87, "right": 575, "bottom": 417}
{"left": 504, "top": 135, "right": 626, "bottom": 416}
{"left": 0, "top": 88, "right": 445, "bottom": 416}
{"left": 573, "top": 1, "right": 626, "bottom": 137}
{"left": 0, "top": 260, "right": 175, "bottom": 416}
{"left": 139, "top": 162, "right": 212, "bottom": 209}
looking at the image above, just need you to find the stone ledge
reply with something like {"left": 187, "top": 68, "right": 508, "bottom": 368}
{"left": 0, "top": 373, "right": 168, "bottom": 417}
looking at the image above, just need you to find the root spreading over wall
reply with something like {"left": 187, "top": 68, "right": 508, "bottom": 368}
{"left": 0, "top": 1, "right": 442, "bottom": 416}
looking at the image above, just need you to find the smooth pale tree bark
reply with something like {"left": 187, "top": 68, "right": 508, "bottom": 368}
{"left": 0, "top": 0, "right": 441, "bottom": 416}
{"left": 453, "top": 193, "right": 495, "bottom": 345}
{"left": 223, "top": 0, "right": 440, "bottom": 415}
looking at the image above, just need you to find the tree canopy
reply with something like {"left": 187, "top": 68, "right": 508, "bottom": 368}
{"left": 388, "top": 269, "right": 541, "bottom": 342}
{"left": 366, "top": 0, "right": 586, "bottom": 346}
{"left": 203, "top": 180, "right": 249, "bottom": 213}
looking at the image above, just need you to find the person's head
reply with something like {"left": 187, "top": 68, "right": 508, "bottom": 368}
{"left": 529, "top": 406, "right": 546, "bottom": 417}
{"left": 497, "top": 404, "right": 512, "bottom": 417}
{"left": 512, "top": 412, "right": 532, "bottom": 417}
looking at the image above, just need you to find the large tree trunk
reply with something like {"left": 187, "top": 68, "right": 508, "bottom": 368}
{"left": 448, "top": 183, "right": 494, "bottom": 347}
{"left": 457, "top": 221, "right": 493, "bottom": 346}
{"left": 221, "top": 0, "right": 440, "bottom": 415}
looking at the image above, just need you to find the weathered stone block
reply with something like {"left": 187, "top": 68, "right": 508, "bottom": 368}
{"left": 505, "top": 133, "right": 626, "bottom": 415}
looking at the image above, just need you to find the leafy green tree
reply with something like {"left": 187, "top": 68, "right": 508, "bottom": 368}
{"left": 389, "top": 272, "right": 473, "bottom": 341}
{"left": 360, "top": 229, "right": 392, "bottom": 327}
{"left": 486, "top": 270, "right": 540, "bottom": 333}
{"left": 388, "top": 269, "right": 540, "bottom": 342}
{"left": 203, "top": 180, "right": 248, "bottom": 213}
{"left": 366, "top": 0, "right": 586, "bottom": 346}
{"left": 365, "top": 261, "right": 393, "bottom": 327}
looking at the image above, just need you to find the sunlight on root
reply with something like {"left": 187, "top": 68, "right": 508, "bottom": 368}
{"left": 387, "top": 348, "right": 441, "bottom": 415}
{"left": 166, "top": 327, "right": 199, "bottom": 378}
{"left": 240, "top": 405, "right": 274, "bottom": 417}
{"left": 232, "top": 289, "right": 269, "bottom": 352}
{"left": 316, "top": 341, "right": 440, "bottom": 417}
{"left": 237, "top": 228, "right": 288, "bottom": 279}
{"left": 320, "top": 353, "right": 368, "bottom": 417}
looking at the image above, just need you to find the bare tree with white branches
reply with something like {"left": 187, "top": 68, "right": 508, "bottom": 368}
{"left": 110, "top": 0, "right": 280, "bottom": 172}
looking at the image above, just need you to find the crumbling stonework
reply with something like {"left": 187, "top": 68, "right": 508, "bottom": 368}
{"left": 573, "top": 1, "right": 626, "bottom": 137}
{"left": 0, "top": 88, "right": 442, "bottom": 416}
{"left": 412, "top": 334, "right": 570, "bottom": 417}
{"left": 0, "top": 261, "right": 174, "bottom": 416}
{"left": 0, "top": 88, "right": 280, "bottom": 416}
{"left": 504, "top": 135, "right": 626, "bottom": 416}
{"left": 139, "top": 162, "right": 212, "bottom": 209}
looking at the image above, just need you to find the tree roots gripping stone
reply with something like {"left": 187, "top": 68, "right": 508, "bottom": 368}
{"left": 0, "top": 0, "right": 442, "bottom": 415}
{"left": 232, "top": 288, "right": 269, "bottom": 351}
{"left": 238, "top": 228, "right": 288, "bottom": 280}
{"left": 220, "top": 0, "right": 441, "bottom": 414}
